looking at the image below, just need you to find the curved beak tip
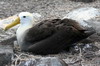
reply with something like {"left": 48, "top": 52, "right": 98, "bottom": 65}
{"left": 1, "top": 24, "right": 8, "bottom": 31}
{"left": 3, "top": 17, "right": 20, "bottom": 31}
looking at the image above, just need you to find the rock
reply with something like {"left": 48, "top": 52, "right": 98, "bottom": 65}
{"left": 0, "top": 45, "right": 13, "bottom": 66}
{"left": 63, "top": 7, "right": 100, "bottom": 28}
{"left": 0, "top": 36, "right": 16, "bottom": 45}
{"left": 19, "top": 57, "right": 68, "bottom": 66}
{"left": 63, "top": 7, "right": 100, "bottom": 42}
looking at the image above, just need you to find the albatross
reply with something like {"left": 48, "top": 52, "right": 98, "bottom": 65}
{"left": 4, "top": 12, "right": 95, "bottom": 55}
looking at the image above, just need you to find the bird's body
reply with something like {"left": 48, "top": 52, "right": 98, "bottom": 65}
{"left": 16, "top": 23, "right": 33, "bottom": 47}
{"left": 4, "top": 12, "right": 95, "bottom": 55}
{"left": 20, "top": 19, "right": 95, "bottom": 55}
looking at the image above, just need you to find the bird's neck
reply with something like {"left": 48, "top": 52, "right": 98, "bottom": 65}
{"left": 18, "top": 24, "right": 33, "bottom": 32}
{"left": 16, "top": 24, "right": 33, "bottom": 45}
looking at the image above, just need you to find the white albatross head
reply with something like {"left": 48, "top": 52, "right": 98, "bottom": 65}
{"left": 4, "top": 12, "right": 41, "bottom": 30}
{"left": 19, "top": 12, "right": 34, "bottom": 25}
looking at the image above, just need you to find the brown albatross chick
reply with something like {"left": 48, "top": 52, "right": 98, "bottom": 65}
{"left": 4, "top": 12, "right": 95, "bottom": 55}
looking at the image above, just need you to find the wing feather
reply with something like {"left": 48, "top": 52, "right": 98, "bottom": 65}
{"left": 22, "top": 18, "right": 95, "bottom": 54}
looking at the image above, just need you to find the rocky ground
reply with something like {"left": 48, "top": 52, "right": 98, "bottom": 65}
{"left": 0, "top": 0, "right": 100, "bottom": 66}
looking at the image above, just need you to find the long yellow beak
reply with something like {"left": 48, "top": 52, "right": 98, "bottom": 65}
{"left": 4, "top": 17, "right": 20, "bottom": 31}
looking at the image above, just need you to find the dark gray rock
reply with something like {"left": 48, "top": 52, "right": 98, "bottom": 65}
{"left": 0, "top": 45, "right": 13, "bottom": 66}
{"left": 19, "top": 57, "right": 68, "bottom": 66}
{"left": 0, "top": 36, "right": 16, "bottom": 45}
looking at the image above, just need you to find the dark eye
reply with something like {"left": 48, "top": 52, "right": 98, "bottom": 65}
{"left": 23, "top": 16, "right": 26, "bottom": 18}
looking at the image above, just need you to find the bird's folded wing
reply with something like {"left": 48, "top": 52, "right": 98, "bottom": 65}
{"left": 24, "top": 19, "right": 61, "bottom": 43}
{"left": 24, "top": 18, "right": 95, "bottom": 44}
